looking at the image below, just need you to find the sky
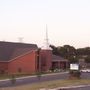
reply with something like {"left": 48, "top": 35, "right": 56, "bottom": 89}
{"left": 0, "top": 0, "right": 90, "bottom": 48}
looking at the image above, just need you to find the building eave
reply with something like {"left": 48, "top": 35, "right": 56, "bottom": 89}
{"left": 0, "top": 50, "right": 37, "bottom": 63}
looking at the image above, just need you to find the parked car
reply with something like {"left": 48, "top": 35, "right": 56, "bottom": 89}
{"left": 80, "top": 69, "right": 90, "bottom": 73}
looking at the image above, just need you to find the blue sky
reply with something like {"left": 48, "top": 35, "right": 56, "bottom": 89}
{"left": 0, "top": 0, "right": 90, "bottom": 48}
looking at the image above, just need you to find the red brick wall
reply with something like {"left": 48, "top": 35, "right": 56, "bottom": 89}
{"left": 40, "top": 50, "right": 52, "bottom": 72}
{"left": 0, "top": 50, "right": 53, "bottom": 74}
{"left": 8, "top": 51, "right": 36, "bottom": 74}
{"left": 0, "top": 62, "right": 8, "bottom": 74}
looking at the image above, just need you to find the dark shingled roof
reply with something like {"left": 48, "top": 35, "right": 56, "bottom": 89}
{"left": 0, "top": 41, "right": 38, "bottom": 61}
{"left": 52, "top": 55, "right": 68, "bottom": 62}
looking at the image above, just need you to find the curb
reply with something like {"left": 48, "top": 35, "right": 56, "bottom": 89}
{"left": 40, "top": 84, "right": 90, "bottom": 90}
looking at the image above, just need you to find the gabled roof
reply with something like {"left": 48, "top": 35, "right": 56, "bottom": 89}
{"left": 0, "top": 41, "right": 38, "bottom": 61}
{"left": 52, "top": 54, "right": 68, "bottom": 62}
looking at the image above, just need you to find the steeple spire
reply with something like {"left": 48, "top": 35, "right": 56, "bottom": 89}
{"left": 45, "top": 24, "right": 49, "bottom": 49}
{"left": 42, "top": 24, "right": 51, "bottom": 50}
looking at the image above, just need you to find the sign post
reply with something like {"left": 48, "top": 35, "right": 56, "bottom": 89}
{"left": 69, "top": 63, "right": 81, "bottom": 79}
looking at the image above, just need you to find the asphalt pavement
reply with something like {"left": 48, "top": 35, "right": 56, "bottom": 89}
{"left": 0, "top": 72, "right": 68, "bottom": 88}
{"left": 0, "top": 72, "right": 90, "bottom": 89}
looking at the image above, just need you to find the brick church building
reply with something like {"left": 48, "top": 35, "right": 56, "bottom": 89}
{"left": 0, "top": 41, "right": 68, "bottom": 74}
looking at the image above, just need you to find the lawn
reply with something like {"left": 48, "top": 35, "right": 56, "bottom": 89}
{"left": 1, "top": 79, "right": 90, "bottom": 90}
{"left": 0, "top": 74, "right": 34, "bottom": 80}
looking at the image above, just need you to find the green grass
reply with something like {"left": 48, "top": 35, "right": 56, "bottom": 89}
{"left": 0, "top": 74, "right": 33, "bottom": 80}
{"left": 1, "top": 79, "right": 90, "bottom": 90}
{"left": 0, "top": 74, "right": 10, "bottom": 80}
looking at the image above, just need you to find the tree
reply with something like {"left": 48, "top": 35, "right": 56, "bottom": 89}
{"left": 85, "top": 56, "right": 90, "bottom": 63}
{"left": 55, "top": 45, "right": 76, "bottom": 59}
{"left": 68, "top": 56, "right": 78, "bottom": 63}
{"left": 49, "top": 45, "right": 59, "bottom": 55}
{"left": 50, "top": 44, "right": 78, "bottom": 62}
{"left": 76, "top": 47, "right": 90, "bottom": 56}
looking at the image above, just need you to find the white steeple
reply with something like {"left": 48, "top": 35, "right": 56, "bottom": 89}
{"left": 42, "top": 24, "right": 51, "bottom": 50}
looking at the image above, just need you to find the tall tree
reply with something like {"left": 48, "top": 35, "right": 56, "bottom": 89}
{"left": 49, "top": 45, "right": 59, "bottom": 55}
{"left": 77, "top": 47, "right": 90, "bottom": 55}
{"left": 85, "top": 56, "right": 90, "bottom": 63}
{"left": 50, "top": 44, "right": 77, "bottom": 62}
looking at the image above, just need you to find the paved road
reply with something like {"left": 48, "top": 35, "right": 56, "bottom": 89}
{"left": 0, "top": 72, "right": 90, "bottom": 88}
{"left": 81, "top": 72, "right": 90, "bottom": 79}
{"left": 0, "top": 72, "right": 68, "bottom": 88}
